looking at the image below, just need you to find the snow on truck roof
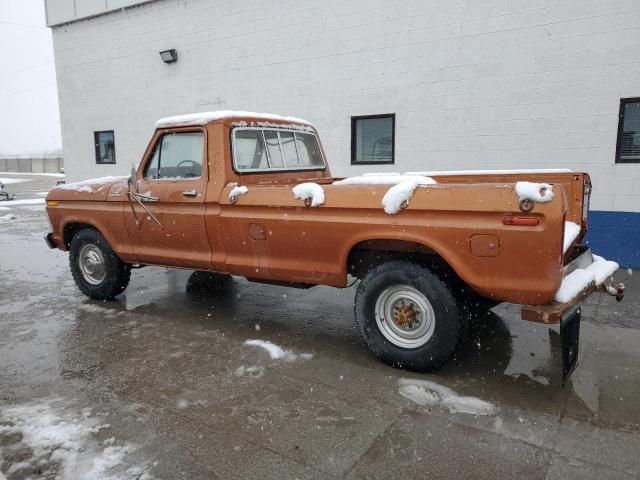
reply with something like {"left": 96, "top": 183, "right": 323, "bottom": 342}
{"left": 155, "top": 110, "right": 312, "bottom": 128}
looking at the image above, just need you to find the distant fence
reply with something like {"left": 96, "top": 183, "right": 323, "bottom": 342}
{"left": 0, "top": 156, "right": 64, "bottom": 174}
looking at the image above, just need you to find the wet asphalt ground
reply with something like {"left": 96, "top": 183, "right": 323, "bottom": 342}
{"left": 0, "top": 174, "right": 639, "bottom": 479}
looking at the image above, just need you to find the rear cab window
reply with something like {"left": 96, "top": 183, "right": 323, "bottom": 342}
{"left": 232, "top": 128, "right": 324, "bottom": 173}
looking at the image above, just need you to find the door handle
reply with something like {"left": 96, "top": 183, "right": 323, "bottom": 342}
{"left": 182, "top": 190, "right": 198, "bottom": 197}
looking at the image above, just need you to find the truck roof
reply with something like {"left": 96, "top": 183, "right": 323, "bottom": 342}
{"left": 155, "top": 110, "right": 313, "bottom": 129}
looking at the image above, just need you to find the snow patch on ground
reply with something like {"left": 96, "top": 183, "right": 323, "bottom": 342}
{"left": 333, "top": 174, "right": 437, "bottom": 186}
{"left": 515, "top": 181, "right": 554, "bottom": 203}
{"left": 0, "top": 171, "right": 65, "bottom": 178}
{"left": 0, "top": 399, "right": 154, "bottom": 480}
{"left": 0, "top": 198, "right": 44, "bottom": 207}
{"left": 0, "top": 213, "right": 16, "bottom": 222}
{"left": 292, "top": 182, "right": 325, "bottom": 207}
{"left": 563, "top": 221, "right": 582, "bottom": 253}
{"left": 554, "top": 254, "right": 619, "bottom": 302}
{"left": 0, "top": 177, "right": 31, "bottom": 185}
{"left": 235, "top": 365, "right": 265, "bottom": 379}
{"left": 244, "top": 339, "right": 313, "bottom": 362}
{"left": 229, "top": 185, "right": 248, "bottom": 201}
{"left": 398, "top": 378, "right": 499, "bottom": 416}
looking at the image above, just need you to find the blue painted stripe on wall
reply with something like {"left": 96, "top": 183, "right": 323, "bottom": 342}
{"left": 585, "top": 211, "right": 640, "bottom": 269}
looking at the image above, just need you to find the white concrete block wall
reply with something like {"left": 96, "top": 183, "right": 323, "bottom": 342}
{"left": 52, "top": 0, "right": 640, "bottom": 212}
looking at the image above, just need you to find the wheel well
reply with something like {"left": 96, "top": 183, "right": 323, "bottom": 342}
{"left": 63, "top": 222, "right": 97, "bottom": 248}
{"left": 347, "top": 240, "right": 489, "bottom": 304}
{"left": 347, "top": 240, "right": 444, "bottom": 278}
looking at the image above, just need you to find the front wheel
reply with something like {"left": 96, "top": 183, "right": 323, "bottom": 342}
{"left": 354, "top": 260, "right": 466, "bottom": 372}
{"left": 69, "top": 228, "right": 131, "bottom": 300}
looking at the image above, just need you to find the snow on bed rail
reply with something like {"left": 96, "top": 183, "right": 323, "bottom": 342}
{"left": 406, "top": 168, "right": 572, "bottom": 176}
{"left": 515, "top": 181, "right": 554, "bottom": 203}
{"left": 563, "top": 221, "right": 582, "bottom": 253}
{"left": 333, "top": 175, "right": 437, "bottom": 186}
{"left": 292, "top": 182, "right": 325, "bottom": 207}
{"left": 156, "top": 110, "right": 312, "bottom": 128}
{"left": 398, "top": 378, "right": 499, "bottom": 416}
{"left": 555, "top": 254, "right": 619, "bottom": 303}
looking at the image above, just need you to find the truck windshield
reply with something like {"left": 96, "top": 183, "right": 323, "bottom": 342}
{"left": 233, "top": 128, "right": 324, "bottom": 172}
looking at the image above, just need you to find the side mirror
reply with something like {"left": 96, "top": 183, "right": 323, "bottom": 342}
{"left": 128, "top": 164, "right": 139, "bottom": 193}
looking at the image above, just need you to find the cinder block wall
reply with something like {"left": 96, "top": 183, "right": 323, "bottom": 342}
{"left": 52, "top": 0, "right": 640, "bottom": 213}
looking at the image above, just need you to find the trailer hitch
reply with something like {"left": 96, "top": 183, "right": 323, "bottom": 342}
{"left": 602, "top": 280, "right": 625, "bottom": 302}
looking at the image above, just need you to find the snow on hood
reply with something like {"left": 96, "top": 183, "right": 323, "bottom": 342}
{"left": 47, "top": 176, "right": 129, "bottom": 200}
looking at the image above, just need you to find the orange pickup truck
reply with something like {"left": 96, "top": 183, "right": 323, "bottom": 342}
{"left": 45, "top": 111, "right": 624, "bottom": 380}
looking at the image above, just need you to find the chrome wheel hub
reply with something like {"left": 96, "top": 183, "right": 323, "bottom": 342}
{"left": 374, "top": 286, "right": 435, "bottom": 348}
{"left": 78, "top": 244, "right": 106, "bottom": 285}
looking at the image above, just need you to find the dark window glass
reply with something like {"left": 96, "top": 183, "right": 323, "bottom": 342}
{"left": 617, "top": 98, "right": 640, "bottom": 163}
{"left": 94, "top": 131, "right": 115, "bottom": 164}
{"left": 351, "top": 115, "right": 395, "bottom": 164}
{"left": 143, "top": 132, "right": 204, "bottom": 179}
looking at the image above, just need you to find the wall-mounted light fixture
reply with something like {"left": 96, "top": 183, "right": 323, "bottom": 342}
{"left": 159, "top": 49, "right": 178, "bottom": 63}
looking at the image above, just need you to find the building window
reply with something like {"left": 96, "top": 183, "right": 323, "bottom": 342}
{"left": 94, "top": 130, "right": 115, "bottom": 164}
{"left": 351, "top": 114, "right": 395, "bottom": 165}
{"left": 616, "top": 98, "right": 640, "bottom": 163}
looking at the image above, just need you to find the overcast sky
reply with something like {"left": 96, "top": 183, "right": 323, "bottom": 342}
{"left": 0, "top": 0, "right": 61, "bottom": 156}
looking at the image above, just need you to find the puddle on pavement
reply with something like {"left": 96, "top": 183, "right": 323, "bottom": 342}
{"left": 2, "top": 226, "right": 639, "bottom": 441}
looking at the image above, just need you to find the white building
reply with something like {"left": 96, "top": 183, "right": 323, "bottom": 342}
{"left": 46, "top": 0, "right": 640, "bottom": 266}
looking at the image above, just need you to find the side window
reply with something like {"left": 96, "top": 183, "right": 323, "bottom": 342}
{"left": 234, "top": 130, "right": 268, "bottom": 170}
{"left": 233, "top": 128, "right": 324, "bottom": 172}
{"left": 294, "top": 132, "right": 324, "bottom": 167}
{"left": 143, "top": 131, "right": 204, "bottom": 179}
{"left": 144, "top": 142, "right": 160, "bottom": 179}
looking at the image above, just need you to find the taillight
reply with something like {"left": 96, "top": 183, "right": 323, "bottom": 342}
{"left": 503, "top": 216, "right": 539, "bottom": 226}
{"left": 582, "top": 178, "right": 591, "bottom": 223}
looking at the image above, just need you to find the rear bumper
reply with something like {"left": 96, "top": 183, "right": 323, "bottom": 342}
{"left": 521, "top": 248, "right": 625, "bottom": 324}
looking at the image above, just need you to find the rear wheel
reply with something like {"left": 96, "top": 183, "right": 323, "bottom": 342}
{"left": 354, "top": 260, "right": 466, "bottom": 372}
{"left": 69, "top": 228, "right": 131, "bottom": 300}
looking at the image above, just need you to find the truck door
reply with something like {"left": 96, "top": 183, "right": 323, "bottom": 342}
{"left": 124, "top": 128, "right": 212, "bottom": 269}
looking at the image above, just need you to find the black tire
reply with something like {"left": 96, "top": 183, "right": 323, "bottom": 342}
{"left": 69, "top": 228, "right": 131, "bottom": 300}
{"left": 354, "top": 260, "right": 466, "bottom": 372}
